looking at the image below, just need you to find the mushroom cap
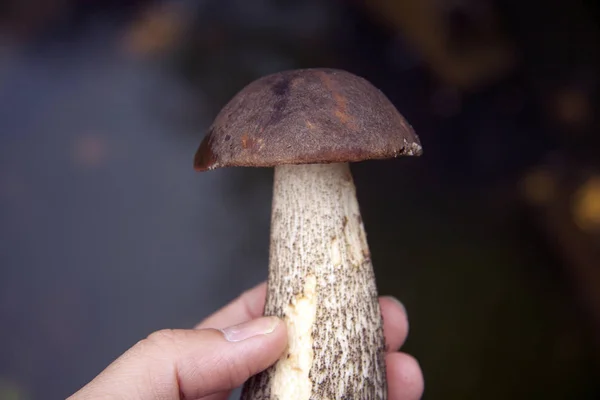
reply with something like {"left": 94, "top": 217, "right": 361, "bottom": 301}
{"left": 194, "top": 68, "right": 422, "bottom": 171}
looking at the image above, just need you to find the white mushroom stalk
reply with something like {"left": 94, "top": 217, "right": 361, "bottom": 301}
{"left": 241, "top": 163, "right": 386, "bottom": 399}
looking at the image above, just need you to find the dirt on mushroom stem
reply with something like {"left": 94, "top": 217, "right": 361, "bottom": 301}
{"left": 241, "top": 162, "right": 387, "bottom": 400}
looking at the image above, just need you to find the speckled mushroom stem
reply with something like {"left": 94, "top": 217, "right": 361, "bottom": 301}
{"left": 241, "top": 162, "right": 387, "bottom": 400}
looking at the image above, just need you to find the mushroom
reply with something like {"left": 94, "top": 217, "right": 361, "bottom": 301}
{"left": 194, "top": 68, "right": 422, "bottom": 399}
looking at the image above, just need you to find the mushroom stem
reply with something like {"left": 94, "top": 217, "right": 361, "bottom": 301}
{"left": 242, "top": 163, "right": 387, "bottom": 400}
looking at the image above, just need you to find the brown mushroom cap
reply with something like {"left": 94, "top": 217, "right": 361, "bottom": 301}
{"left": 194, "top": 68, "right": 422, "bottom": 171}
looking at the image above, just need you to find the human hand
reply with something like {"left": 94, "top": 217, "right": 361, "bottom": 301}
{"left": 69, "top": 282, "right": 424, "bottom": 400}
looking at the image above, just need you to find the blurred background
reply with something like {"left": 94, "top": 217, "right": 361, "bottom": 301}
{"left": 0, "top": 0, "right": 599, "bottom": 398}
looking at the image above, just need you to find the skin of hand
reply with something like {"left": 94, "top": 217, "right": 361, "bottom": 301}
{"left": 68, "top": 282, "right": 424, "bottom": 400}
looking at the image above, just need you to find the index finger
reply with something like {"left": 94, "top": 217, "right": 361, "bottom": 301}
{"left": 195, "top": 282, "right": 267, "bottom": 330}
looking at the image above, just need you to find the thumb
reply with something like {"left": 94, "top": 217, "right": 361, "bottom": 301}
{"left": 69, "top": 316, "right": 287, "bottom": 400}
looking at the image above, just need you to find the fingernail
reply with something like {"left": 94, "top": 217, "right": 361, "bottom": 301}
{"left": 221, "top": 316, "right": 280, "bottom": 342}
